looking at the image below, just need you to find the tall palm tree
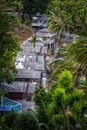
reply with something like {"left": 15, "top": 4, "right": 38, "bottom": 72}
{"left": 47, "top": 8, "right": 64, "bottom": 48}
{"left": 47, "top": 6, "right": 72, "bottom": 50}
{"left": 47, "top": 1, "right": 87, "bottom": 86}
{"left": 69, "top": 36, "right": 87, "bottom": 86}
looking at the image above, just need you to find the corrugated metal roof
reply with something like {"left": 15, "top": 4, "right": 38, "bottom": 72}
{"left": 37, "top": 55, "right": 45, "bottom": 63}
{"left": 24, "top": 61, "right": 45, "bottom": 71}
{"left": 16, "top": 69, "right": 42, "bottom": 79}
{"left": 2, "top": 82, "right": 38, "bottom": 93}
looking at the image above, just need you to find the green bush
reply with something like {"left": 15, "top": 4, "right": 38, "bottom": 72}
{"left": 13, "top": 111, "right": 39, "bottom": 130}
{"left": 4, "top": 111, "right": 18, "bottom": 129}
{"left": 0, "top": 114, "right": 9, "bottom": 130}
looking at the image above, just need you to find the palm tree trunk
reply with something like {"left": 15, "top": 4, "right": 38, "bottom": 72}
{"left": 57, "top": 29, "right": 62, "bottom": 47}
{"left": 55, "top": 30, "right": 61, "bottom": 50}
{"left": 74, "top": 73, "right": 79, "bottom": 87}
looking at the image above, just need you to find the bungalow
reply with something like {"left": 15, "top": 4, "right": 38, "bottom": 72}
{"left": 0, "top": 82, "right": 38, "bottom": 111}
{"left": 15, "top": 69, "right": 42, "bottom": 83}
{"left": 36, "top": 27, "right": 56, "bottom": 51}
{"left": 5, "top": 82, "right": 38, "bottom": 100}
{"left": 31, "top": 13, "right": 47, "bottom": 29}
{"left": 0, "top": 82, "right": 22, "bottom": 112}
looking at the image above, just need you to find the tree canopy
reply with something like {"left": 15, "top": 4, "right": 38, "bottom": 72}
{"left": 0, "top": 2, "right": 20, "bottom": 83}
{"left": 34, "top": 70, "right": 87, "bottom": 130}
{"left": 23, "top": 0, "right": 51, "bottom": 17}
{"left": 47, "top": 0, "right": 87, "bottom": 86}
{"left": 47, "top": 0, "right": 87, "bottom": 35}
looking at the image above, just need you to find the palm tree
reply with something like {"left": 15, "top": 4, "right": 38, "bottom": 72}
{"left": 69, "top": 36, "right": 87, "bottom": 87}
{"left": 30, "top": 35, "right": 37, "bottom": 52}
{"left": 47, "top": 7, "right": 64, "bottom": 48}
{"left": 47, "top": 6, "right": 72, "bottom": 53}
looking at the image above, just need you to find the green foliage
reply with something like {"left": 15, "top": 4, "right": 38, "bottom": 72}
{"left": 0, "top": 12, "right": 11, "bottom": 34}
{"left": 47, "top": 2, "right": 87, "bottom": 81}
{"left": 47, "top": 0, "right": 87, "bottom": 35}
{"left": 34, "top": 87, "right": 51, "bottom": 106}
{"left": 13, "top": 112, "right": 39, "bottom": 130}
{"left": 0, "top": 0, "right": 7, "bottom": 10}
{"left": 0, "top": 114, "right": 9, "bottom": 130}
{"left": 49, "top": 58, "right": 75, "bottom": 81}
{"left": 0, "top": 35, "right": 20, "bottom": 82}
{"left": 23, "top": 0, "right": 50, "bottom": 16}
{"left": 0, "top": 111, "right": 40, "bottom": 130}
{"left": 54, "top": 88, "right": 65, "bottom": 104}
{"left": 34, "top": 86, "right": 53, "bottom": 130}
{"left": 69, "top": 37, "right": 87, "bottom": 63}
{"left": 47, "top": 0, "right": 87, "bottom": 79}
{"left": 24, "top": 18, "right": 32, "bottom": 25}
{"left": 0, "top": 11, "right": 20, "bottom": 83}
{"left": 34, "top": 70, "right": 87, "bottom": 129}
{"left": 58, "top": 70, "right": 73, "bottom": 89}
{"left": 4, "top": 111, "right": 18, "bottom": 128}
{"left": 52, "top": 114, "right": 64, "bottom": 125}
{"left": 68, "top": 36, "right": 87, "bottom": 86}
{"left": 7, "top": 0, "right": 23, "bottom": 12}
{"left": 31, "top": 35, "right": 37, "bottom": 49}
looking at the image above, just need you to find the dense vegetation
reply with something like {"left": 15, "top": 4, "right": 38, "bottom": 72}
{"left": 23, "top": 0, "right": 50, "bottom": 17}
{"left": 0, "top": 0, "right": 87, "bottom": 130}
{"left": 0, "top": 111, "right": 39, "bottom": 130}
{"left": 1, "top": 0, "right": 51, "bottom": 18}
{"left": 34, "top": 70, "right": 87, "bottom": 130}
{"left": 0, "top": 1, "right": 20, "bottom": 83}
{"left": 47, "top": 0, "right": 87, "bottom": 86}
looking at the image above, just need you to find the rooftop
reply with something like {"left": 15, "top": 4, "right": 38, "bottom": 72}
{"left": 16, "top": 69, "right": 42, "bottom": 79}
{"left": 4, "top": 82, "right": 38, "bottom": 93}
{"left": 36, "top": 28, "right": 56, "bottom": 37}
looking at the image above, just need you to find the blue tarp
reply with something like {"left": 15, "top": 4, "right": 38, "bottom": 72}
{"left": 0, "top": 97, "right": 22, "bottom": 112}
{"left": 0, "top": 105, "right": 11, "bottom": 111}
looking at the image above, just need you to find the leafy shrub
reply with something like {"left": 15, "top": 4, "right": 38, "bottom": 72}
{"left": 13, "top": 111, "right": 39, "bottom": 130}
{"left": 4, "top": 111, "right": 18, "bottom": 128}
